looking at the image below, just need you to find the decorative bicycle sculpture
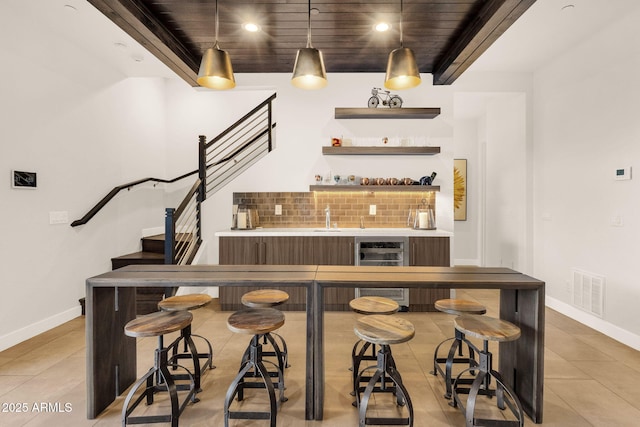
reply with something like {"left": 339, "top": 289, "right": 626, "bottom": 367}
{"left": 368, "top": 87, "right": 403, "bottom": 108}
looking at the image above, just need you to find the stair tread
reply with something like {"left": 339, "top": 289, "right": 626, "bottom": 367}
{"left": 112, "top": 251, "right": 165, "bottom": 261}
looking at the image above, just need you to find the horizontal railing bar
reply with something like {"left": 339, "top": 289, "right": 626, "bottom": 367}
{"left": 205, "top": 124, "right": 274, "bottom": 171}
{"left": 206, "top": 119, "right": 271, "bottom": 165}
{"left": 206, "top": 110, "right": 268, "bottom": 157}
{"left": 204, "top": 93, "right": 276, "bottom": 150}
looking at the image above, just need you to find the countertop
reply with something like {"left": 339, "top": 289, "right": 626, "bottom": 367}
{"left": 215, "top": 227, "right": 452, "bottom": 237}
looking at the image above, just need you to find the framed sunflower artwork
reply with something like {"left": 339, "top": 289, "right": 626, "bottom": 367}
{"left": 454, "top": 159, "right": 467, "bottom": 221}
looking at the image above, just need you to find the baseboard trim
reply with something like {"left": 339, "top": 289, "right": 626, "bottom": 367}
{"left": 546, "top": 296, "right": 640, "bottom": 351}
{"left": 0, "top": 306, "right": 82, "bottom": 352}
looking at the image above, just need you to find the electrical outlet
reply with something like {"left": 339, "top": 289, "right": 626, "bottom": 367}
{"left": 369, "top": 205, "right": 376, "bottom": 215}
{"left": 611, "top": 215, "right": 624, "bottom": 227}
{"left": 275, "top": 205, "right": 282, "bottom": 215}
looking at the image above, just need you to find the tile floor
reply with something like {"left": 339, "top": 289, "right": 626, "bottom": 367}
{"left": 1, "top": 289, "right": 639, "bottom": 426}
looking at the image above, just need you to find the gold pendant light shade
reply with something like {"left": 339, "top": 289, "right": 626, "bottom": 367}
{"left": 291, "top": 47, "right": 327, "bottom": 90}
{"left": 384, "top": 47, "right": 421, "bottom": 90}
{"left": 197, "top": 46, "right": 235, "bottom": 90}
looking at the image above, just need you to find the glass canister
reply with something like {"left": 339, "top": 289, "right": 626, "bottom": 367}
{"left": 237, "top": 205, "right": 248, "bottom": 229}
{"left": 414, "top": 199, "right": 436, "bottom": 230}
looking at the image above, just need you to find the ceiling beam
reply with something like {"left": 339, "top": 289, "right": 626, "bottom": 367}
{"left": 88, "top": 0, "right": 200, "bottom": 86}
{"left": 432, "top": 0, "right": 536, "bottom": 85}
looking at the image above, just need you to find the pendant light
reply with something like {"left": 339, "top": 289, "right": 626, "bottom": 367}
{"left": 291, "top": 0, "right": 327, "bottom": 89}
{"left": 384, "top": 0, "right": 421, "bottom": 90}
{"left": 197, "top": 0, "right": 235, "bottom": 90}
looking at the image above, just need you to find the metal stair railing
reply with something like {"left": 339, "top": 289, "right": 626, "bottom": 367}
{"left": 200, "top": 93, "right": 276, "bottom": 198}
{"left": 164, "top": 178, "right": 202, "bottom": 266}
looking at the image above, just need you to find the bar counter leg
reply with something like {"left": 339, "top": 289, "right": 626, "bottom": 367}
{"left": 305, "top": 284, "right": 315, "bottom": 420}
{"left": 312, "top": 283, "right": 325, "bottom": 420}
{"left": 86, "top": 285, "right": 137, "bottom": 418}
{"left": 499, "top": 287, "right": 545, "bottom": 423}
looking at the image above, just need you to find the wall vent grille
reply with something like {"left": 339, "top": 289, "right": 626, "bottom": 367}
{"left": 572, "top": 269, "right": 605, "bottom": 318}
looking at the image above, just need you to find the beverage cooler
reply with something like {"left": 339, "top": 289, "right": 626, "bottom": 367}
{"left": 354, "top": 236, "right": 409, "bottom": 310}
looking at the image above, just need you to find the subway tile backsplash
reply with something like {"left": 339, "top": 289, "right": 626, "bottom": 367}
{"left": 233, "top": 191, "right": 436, "bottom": 228}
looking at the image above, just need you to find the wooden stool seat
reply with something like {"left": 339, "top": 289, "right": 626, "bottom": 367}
{"left": 158, "top": 294, "right": 212, "bottom": 311}
{"left": 454, "top": 315, "right": 521, "bottom": 342}
{"left": 354, "top": 315, "right": 415, "bottom": 345}
{"left": 350, "top": 296, "right": 400, "bottom": 315}
{"left": 227, "top": 308, "right": 285, "bottom": 335}
{"left": 241, "top": 289, "right": 289, "bottom": 308}
{"left": 124, "top": 311, "right": 193, "bottom": 338}
{"left": 435, "top": 299, "right": 486, "bottom": 316}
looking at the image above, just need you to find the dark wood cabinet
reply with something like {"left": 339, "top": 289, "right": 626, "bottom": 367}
{"left": 408, "top": 236, "right": 451, "bottom": 311}
{"left": 311, "top": 236, "right": 355, "bottom": 311}
{"left": 218, "top": 236, "right": 353, "bottom": 311}
{"left": 218, "top": 234, "right": 450, "bottom": 312}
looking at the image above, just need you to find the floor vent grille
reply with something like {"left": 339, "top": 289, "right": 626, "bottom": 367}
{"left": 572, "top": 269, "right": 605, "bottom": 318}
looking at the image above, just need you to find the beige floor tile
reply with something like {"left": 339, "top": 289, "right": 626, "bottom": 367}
{"left": 1, "top": 289, "right": 639, "bottom": 426}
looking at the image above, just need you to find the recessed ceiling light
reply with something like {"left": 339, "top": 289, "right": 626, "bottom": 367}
{"left": 374, "top": 22, "right": 391, "bottom": 32}
{"left": 242, "top": 22, "right": 261, "bottom": 32}
{"left": 63, "top": 4, "right": 77, "bottom": 12}
{"left": 561, "top": 4, "right": 575, "bottom": 11}
{"left": 113, "top": 42, "right": 128, "bottom": 51}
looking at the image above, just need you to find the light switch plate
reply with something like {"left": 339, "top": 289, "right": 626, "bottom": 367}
{"left": 49, "top": 211, "right": 69, "bottom": 224}
{"left": 275, "top": 205, "right": 282, "bottom": 215}
{"left": 369, "top": 205, "right": 376, "bottom": 215}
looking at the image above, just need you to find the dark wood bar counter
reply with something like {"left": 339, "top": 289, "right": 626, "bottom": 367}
{"left": 85, "top": 264, "right": 545, "bottom": 423}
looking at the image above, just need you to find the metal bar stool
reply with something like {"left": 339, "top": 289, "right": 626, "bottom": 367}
{"left": 450, "top": 314, "right": 525, "bottom": 427}
{"left": 241, "top": 289, "right": 290, "bottom": 374}
{"left": 158, "top": 294, "right": 215, "bottom": 392}
{"left": 122, "top": 311, "right": 198, "bottom": 427}
{"left": 354, "top": 314, "right": 415, "bottom": 427}
{"left": 431, "top": 299, "right": 486, "bottom": 398}
{"left": 224, "top": 307, "right": 287, "bottom": 427}
{"left": 349, "top": 296, "right": 400, "bottom": 399}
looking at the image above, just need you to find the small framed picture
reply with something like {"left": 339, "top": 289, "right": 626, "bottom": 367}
{"left": 12, "top": 170, "right": 37, "bottom": 189}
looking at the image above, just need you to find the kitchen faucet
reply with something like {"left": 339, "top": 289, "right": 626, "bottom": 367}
{"left": 325, "top": 205, "right": 331, "bottom": 229}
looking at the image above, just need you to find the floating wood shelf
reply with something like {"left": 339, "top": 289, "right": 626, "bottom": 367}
{"left": 309, "top": 185, "right": 440, "bottom": 192}
{"left": 335, "top": 107, "right": 441, "bottom": 119}
{"left": 322, "top": 146, "right": 440, "bottom": 155}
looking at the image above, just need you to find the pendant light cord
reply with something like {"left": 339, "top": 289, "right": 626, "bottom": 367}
{"left": 214, "top": 0, "right": 220, "bottom": 49}
{"left": 306, "top": 0, "right": 313, "bottom": 48}
{"left": 399, "top": 0, "right": 404, "bottom": 48}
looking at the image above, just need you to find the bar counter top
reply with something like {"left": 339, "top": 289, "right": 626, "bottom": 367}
{"left": 214, "top": 227, "right": 453, "bottom": 237}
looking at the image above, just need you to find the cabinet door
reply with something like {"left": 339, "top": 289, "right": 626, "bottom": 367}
{"left": 408, "top": 237, "right": 451, "bottom": 311}
{"left": 219, "top": 236, "right": 261, "bottom": 264}
{"left": 311, "top": 236, "right": 355, "bottom": 265}
{"left": 409, "top": 236, "right": 450, "bottom": 266}
{"left": 263, "top": 236, "right": 313, "bottom": 265}
{"left": 311, "top": 236, "right": 355, "bottom": 310}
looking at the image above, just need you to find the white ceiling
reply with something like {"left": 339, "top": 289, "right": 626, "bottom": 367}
{"left": 8, "top": 0, "right": 640, "bottom": 81}
{"left": 468, "top": 0, "right": 640, "bottom": 73}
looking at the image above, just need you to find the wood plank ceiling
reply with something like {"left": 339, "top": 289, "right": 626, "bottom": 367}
{"left": 88, "top": 0, "right": 536, "bottom": 87}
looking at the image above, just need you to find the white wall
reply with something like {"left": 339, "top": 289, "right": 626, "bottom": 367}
{"left": 0, "top": 4, "right": 170, "bottom": 350}
{"left": 532, "top": 7, "right": 640, "bottom": 345}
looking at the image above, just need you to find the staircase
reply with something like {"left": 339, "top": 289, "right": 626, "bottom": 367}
{"left": 111, "top": 234, "right": 166, "bottom": 314}
{"left": 75, "top": 93, "right": 277, "bottom": 316}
